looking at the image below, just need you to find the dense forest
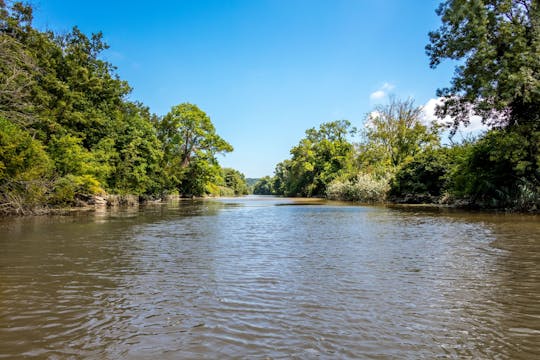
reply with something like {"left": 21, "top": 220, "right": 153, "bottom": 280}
{"left": 1, "top": 1, "right": 539, "bottom": 214}
{"left": 254, "top": 0, "right": 539, "bottom": 212}
{"left": 0, "top": 2, "right": 248, "bottom": 214}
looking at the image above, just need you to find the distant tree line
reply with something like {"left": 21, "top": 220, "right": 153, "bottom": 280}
{"left": 254, "top": 0, "right": 539, "bottom": 211}
{"left": 0, "top": 2, "right": 247, "bottom": 214}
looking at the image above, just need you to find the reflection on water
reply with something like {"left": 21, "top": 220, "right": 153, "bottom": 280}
{"left": 1, "top": 197, "right": 539, "bottom": 359}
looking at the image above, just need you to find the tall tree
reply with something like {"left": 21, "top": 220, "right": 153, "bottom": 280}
{"left": 358, "top": 97, "right": 440, "bottom": 172}
{"left": 275, "top": 120, "right": 356, "bottom": 197}
{"left": 427, "top": 0, "right": 540, "bottom": 130}
{"left": 0, "top": 1, "right": 38, "bottom": 127}
{"left": 0, "top": 34, "right": 37, "bottom": 126}
{"left": 222, "top": 168, "right": 249, "bottom": 195}
{"left": 253, "top": 176, "right": 275, "bottom": 195}
{"left": 157, "top": 103, "right": 233, "bottom": 195}
{"left": 158, "top": 103, "right": 232, "bottom": 168}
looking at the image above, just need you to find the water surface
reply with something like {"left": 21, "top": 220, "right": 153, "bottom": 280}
{"left": 1, "top": 197, "right": 539, "bottom": 358}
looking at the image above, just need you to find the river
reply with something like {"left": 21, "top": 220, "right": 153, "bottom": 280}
{"left": 1, "top": 196, "right": 539, "bottom": 359}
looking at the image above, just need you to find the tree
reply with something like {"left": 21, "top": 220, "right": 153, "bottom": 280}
{"left": 158, "top": 103, "right": 232, "bottom": 167}
{"left": 449, "top": 128, "right": 540, "bottom": 208}
{"left": 358, "top": 97, "right": 440, "bottom": 173}
{"left": 106, "top": 103, "right": 164, "bottom": 195}
{"left": 0, "top": 116, "right": 52, "bottom": 214}
{"left": 253, "top": 176, "right": 275, "bottom": 195}
{"left": 157, "top": 103, "right": 233, "bottom": 196}
{"left": 222, "top": 168, "right": 249, "bottom": 195}
{"left": 0, "top": 117, "right": 51, "bottom": 183}
{"left": 0, "top": 33, "right": 37, "bottom": 126}
{"left": 389, "top": 148, "right": 453, "bottom": 201}
{"left": 274, "top": 120, "right": 356, "bottom": 197}
{"left": 427, "top": 0, "right": 540, "bottom": 130}
{"left": 0, "top": 1, "right": 170, "bottom": 209}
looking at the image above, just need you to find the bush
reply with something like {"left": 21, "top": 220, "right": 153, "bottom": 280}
{"left": 0, "top": 118, "right": 53, "bottom": 214}
{"left": 50, "top": 174, "right": 104, "bottom": 205}
{"left": 326, "top": 173, "right": 389, "bottom": 203}
{"left": 0, "top": 117, "right": 51, "bottom": 182}
{"left": 514, "top": 179, "right": 540, "bottom": 212}
{"left": 449, "top": 127, "right": 540, "bottom": 210}
{"left": 253, "top": 176, "right": 275, "bottom": 195}
{"left": 221, "top": 168, "right": 249, "bottom": 195}
{"left": 389, "top": 148, "right": 451, "bottom": 202}
{"left": 218, "top": 186, "right": 235, "bottom": 197}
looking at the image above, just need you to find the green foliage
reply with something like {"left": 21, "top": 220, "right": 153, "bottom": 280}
{"left": 50, "top": 174, "right": 104, "bottom": 205}
{"left": 0, "top": 117, "right": 52, "bottom": 214}
{"left": 449, "top": 126, "right": 540, "bottom": 209}
{"left": 157, "top": 103, "right": 233, "bottom": 197}
{"left": 326, "top": 173, "right": 389, "bottom": 203}
{"left": 0, "top": 117, "right": 51, "bottom": 182}
{"left": 274, "top": 120, "right": 357, "bottom": 197}
{"left": 271, "top": 105, "right": 441, "bottom": 202}
{"left": 389, "top": 148, "right": 452, "bottom": 200}
{"left": 0, "top": 3, "right": 239, "bottom": 212}
{"left": 358, "top": 97, "right": 440, "bottom": 173}
{"left": 48, "top": 134, "right": 94, "bottom": 176}
{"left": 106, "top": 104, "right": 164, "bottom": 195}
{"left": 427, "top": 0, "right": 540, "bottom": 129}
{"left": 158, "top": 103, "right": 233, "bottom": 168}
{"left": 218, "top": 185, "right": 235, "bottom": 197}
{"left": 253, "top": 176, "right": 275, "bottom": 195}
{"left": 221, "top": 168, "right": 249, "bottom": 195}
{"left": 178, "top": 156, "right": 223, "bottom": 197}
{"left": 419, "top": 0, "right": 540, "bottom": 210}
{"left": 0, "top": 33, "right": 37, "bottom": 126}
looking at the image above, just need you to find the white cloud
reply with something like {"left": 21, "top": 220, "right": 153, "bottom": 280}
{"left": 381, "top": 82, "right": 395, "bottom": 91}
{"left": 363, "top": 110, "right": 380, "bottom": 129}
{"left": 421, "top": 97, "right": 490, "bottom": 141}
{"left": 421, "top": 98, "right": 447, "bottom": 125}
{"left": 369, "top": 90, "right": 386, "bottom": 100}
{"left": 369, "top": 82, "right": 395, "bottom": 101}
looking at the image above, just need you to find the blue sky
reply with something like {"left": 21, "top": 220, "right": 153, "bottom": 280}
{"left": 32, "top": 0, "right": 458, "bottom": 178}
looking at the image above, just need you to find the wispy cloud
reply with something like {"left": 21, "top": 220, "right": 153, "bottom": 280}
{"left": 369, "top": 90, "right": 386, "bottom": 100}
{"left": 381, "top": 82, "right": 395, "bottom": 91}
{"left": 369, "top": 82, "right": 395, "bottom": 100}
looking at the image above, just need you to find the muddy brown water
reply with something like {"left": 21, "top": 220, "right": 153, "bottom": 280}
{"left": 1, "top": 196, "right": 539, "bottom": 359}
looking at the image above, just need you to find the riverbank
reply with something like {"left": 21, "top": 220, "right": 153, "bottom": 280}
{"left": 0, "top": 194, "right": 231, "bottom": 217}
{"left": 2, "top": 192, "right": 538, "bottom": 217}
{"left": 388, "top": 193, "right": 539, "bottom": 213}
{"left": 0, "top": 194, "right": 156, "bottom": 216}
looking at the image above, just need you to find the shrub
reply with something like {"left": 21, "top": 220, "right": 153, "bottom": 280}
{"left": 514, "top": 179, "right": 540, "bottom": 212}
{"left": 327, "top": 173, "right": 389, "bottom": 203}
{"left": 218, "top": 186, "right": 235, "bottom": 197}
{"left": 449, "top": 127, "right": 540, "bottom": 210}
{"left": 389, "top": 148, "right": 451, "bottom": 202}
{"left": 0, "top": 117, "right": 51, "bottom": 182}
{"left": 253, "top": 176, "right": 275, "bottom": 195}
{"left": 50, "top": 174, "right": 104, "bottom": 205}
{"left": 0, "top": 118, "right": 53, "bottom": 214}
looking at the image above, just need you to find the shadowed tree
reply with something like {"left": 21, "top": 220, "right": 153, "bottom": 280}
{"left": 427, "top": 0, "right": 540, "bottom": 130}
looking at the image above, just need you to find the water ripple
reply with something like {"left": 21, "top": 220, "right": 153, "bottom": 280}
{"left": 1, "top": 198, "right": 539, "bottom": 358}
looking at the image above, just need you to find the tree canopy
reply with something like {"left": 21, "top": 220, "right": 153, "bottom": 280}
{"left": 358, "top": 97, "right": 440, "bottom": 172}
{"left": 1, "top": 0, "right": 538, "bottom": 212}
{"left": 0, "top": 2, "right": 244, "bottom": 213}
{"left": 427, "top": 0, "right": 540, "bottom": 130}
{"left": 273, "top": 120, "right": 356, "bottom": 197}
{"left": 156, "top": 103, "right": 233, "bottom": 196}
